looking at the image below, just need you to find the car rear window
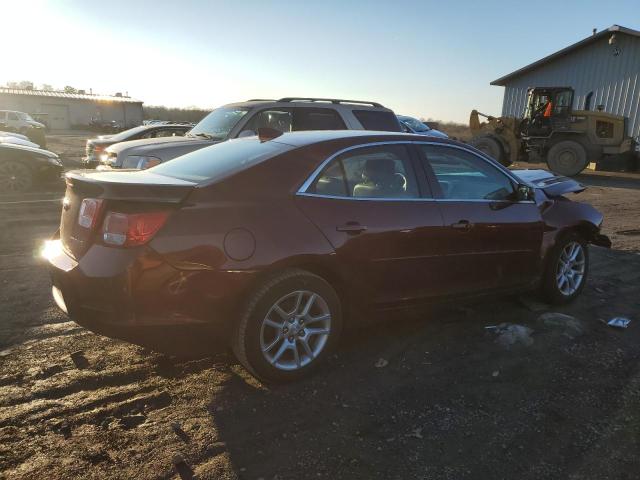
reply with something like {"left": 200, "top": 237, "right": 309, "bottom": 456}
{"left": 353, "top": 110, "right": 402, "bottom": 132}
{"left": 149, "top": 137, "right": 294, "bottom": 183}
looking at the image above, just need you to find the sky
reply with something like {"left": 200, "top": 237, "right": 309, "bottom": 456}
{"left": 2, "top": 0, "right": 639, "bottom": 123}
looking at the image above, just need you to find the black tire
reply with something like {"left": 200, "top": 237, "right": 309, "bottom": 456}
{"left": 540, "top": 232, "right": 589, "bottom": 304}
{"left": 546, "top": 140, "right": 588, "bottom": 176}
{"left": 469, "top": 135, "right": 508, "bottom": 165}
{"left": 0, "top": 160, "right": 33, "bottom": 193}
{"left": 232, "top": 269, "right": 342, "bottom": 383}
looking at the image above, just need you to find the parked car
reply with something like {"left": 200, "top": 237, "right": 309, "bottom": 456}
{"left": 397, "top": 114, "right": 448, "bottom": 138}
{"left": 83, "top": 123, "right": 193, "bottom": 168}
{"left": 0, "top": 110, "right": 47, "bottom": 148}
{"left": 0, "top": 143, "right": 63, "bottom": 193}
{"left": 0, "top": 131, "right": 40, "bottom": 148}
{"left": 99, "top": 97, "right": 401, "bottom": 169}
{"left": 47, "top": 130, "right": 610, "bottom": 382}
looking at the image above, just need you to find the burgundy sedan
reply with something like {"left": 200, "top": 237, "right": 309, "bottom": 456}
{"left": 46, "top": 130, "right": 610, "bottom": 382}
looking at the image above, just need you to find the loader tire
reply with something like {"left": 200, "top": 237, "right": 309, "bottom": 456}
{"left": 546, "top": 140, "right": 588, "bottom": 176}
{"left": 469, "top": 135, "right": 508, "bottom": 166}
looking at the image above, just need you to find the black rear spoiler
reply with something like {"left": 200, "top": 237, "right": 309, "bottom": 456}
{"left": 511, "top": 169, "right": 585, "bottom": 197}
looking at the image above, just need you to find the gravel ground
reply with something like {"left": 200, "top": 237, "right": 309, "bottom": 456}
{"left": 1, "top": 136, "right": 639, "bottom": 479}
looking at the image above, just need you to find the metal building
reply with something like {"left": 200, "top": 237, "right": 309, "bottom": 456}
{"left": 492, "top": 25, "right": 640, "bottom": 142}
{"left": 0, "top": 88, "right": 143, "bottom": 131}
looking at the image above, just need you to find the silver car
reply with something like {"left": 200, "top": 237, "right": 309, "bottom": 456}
{"left": 100, "top": 98, "right": 402, "bottom": 169}
{"left": 397, "top": 115, "right": 449, "bottom": 138}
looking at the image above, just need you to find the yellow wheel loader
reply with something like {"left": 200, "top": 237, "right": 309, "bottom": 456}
{"left": 469, "top": 87, "right": 636, "bottom": 176}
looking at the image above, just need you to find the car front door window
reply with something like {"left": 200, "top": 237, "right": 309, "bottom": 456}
{"left": 419, "top": 144, "right": 543, "bottom": 293}
{"left": 424, "top": 147, "right": 516, "bottom": 201}
{"left": 241, "top": 109, "right": 293, "bottom": 135}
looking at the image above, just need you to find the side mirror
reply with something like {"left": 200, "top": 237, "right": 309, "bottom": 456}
{"left": 238, "top": 130, "right": 256, "bottom": 138}
{"left": 516, "top": 184, "right": 535, "bottom": 201}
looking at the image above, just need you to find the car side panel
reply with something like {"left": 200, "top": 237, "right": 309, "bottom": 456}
{"left": 538, "top": 197, "right": 605, "bottom": 261}
{"left": 148, "top": 194, "right": 340, "bottom": 322}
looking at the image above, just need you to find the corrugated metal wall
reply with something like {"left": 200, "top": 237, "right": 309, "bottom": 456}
{"left": 500, "top": 33, "right": 640, "bottom": 140}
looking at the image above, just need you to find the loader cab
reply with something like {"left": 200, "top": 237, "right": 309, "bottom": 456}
{"left": 522, "top": 87, "right": 574, "bottom": 137}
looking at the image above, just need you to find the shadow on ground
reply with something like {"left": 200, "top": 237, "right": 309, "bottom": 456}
{"left": 206, "top": 247, "right": 640, "bottom": 480}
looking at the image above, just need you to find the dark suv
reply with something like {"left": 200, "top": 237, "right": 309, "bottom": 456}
{"left": 99, "top": 98, "right": 401, "bottom": 169}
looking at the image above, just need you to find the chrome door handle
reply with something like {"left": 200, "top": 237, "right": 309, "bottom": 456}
{"left": 451, "top": 220, "right": 473, "bottom": 231}
{"left": 336, "top": 222, "right": 367, "bottom": 235}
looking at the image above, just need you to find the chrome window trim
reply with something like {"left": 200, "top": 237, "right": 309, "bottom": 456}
{"left": 296, "top": 141, "right": 413, "bottom": 194}
{"left": 297, "top": 192, "right": 436, "bottom": 202}
{"left": 296, "top": 140, "right": 534, "bottom": 203}
{"left": 297, "top": 192, "right": 534, "bottom": 204}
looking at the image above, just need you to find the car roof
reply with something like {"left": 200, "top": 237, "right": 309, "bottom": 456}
{"left": 221, "top": 99, "right": 393, "bottom": 111}
{"left": 266, "top": 130, "right": 457, "bottom": 148}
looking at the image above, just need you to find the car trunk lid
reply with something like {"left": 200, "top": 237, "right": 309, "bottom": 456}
{"left": 60, "top": 170, "right": 196, "bottom": 259}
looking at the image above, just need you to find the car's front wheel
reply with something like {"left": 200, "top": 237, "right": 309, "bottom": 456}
{"left": 232, "top": 269, "right": 342, "bottom": 383}
{"left": 541, "top": 232, "right": 589, "bottom": 304}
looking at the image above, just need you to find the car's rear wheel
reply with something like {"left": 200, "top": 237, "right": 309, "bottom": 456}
{"left": 232, "top": 269, "right": 342, "bottom": 383}
{"left": 541, "top": 232, "right": 589, "bottom": 304}
{"left": 0, "top": 160, "right": 33, "bottom": 193}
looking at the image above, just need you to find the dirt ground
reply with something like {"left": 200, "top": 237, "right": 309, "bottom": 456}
{"left": 1, "top": 136, "right": 640, "bottom": 479}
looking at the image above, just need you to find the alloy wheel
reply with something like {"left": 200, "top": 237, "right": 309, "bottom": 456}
{"left": 260, "top": 290, "right": 331, "bottom": 371}
{"left": 0, "top": 161, "right": 32, "bottom": 193}
{"left": 555, "top": 241, "right": 586, "bottom": 296}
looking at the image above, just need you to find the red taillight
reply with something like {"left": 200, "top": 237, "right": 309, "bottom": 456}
{"left": 93, "top": 145, "right": 104, "bottom": 152}
{"left": 101, "top": 211, "right": 169, "bottom": 247}
{"left": 78, "top": 198, "right": 104, "bottom": 229}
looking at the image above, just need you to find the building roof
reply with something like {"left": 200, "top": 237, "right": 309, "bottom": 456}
{"left": 491, "top": 25, "right": 640, "bottom": 86}
{"left": 0, "top": 87, "right": 143, "bottom": 104}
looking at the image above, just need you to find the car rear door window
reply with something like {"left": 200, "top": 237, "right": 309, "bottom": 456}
{"left": 419, "top": 145, "right": 516, "bottom": 201}
{"left": 8, "top": 112, "right": 19, "bottom": 121}
{"left": 292, "top": 108, "right": 346, "bottom": 130}
{"left": 310, "top": 144, "right": 419, "bottom": 199}
{"left": 352, "top": 110, "right": 402, "bottom": 132}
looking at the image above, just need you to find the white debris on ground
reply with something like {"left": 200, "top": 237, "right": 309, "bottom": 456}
{"left": 607, "top": 317, "right": 632, "bottom": 329}
{"left": 375, "top": 358, "right": 389, "bottom": 368}
{"left": 537, "top": 312, "right": 585, "bottom": 338}
{"left": 490, "top": 323, "right": 534, "bottom": 348}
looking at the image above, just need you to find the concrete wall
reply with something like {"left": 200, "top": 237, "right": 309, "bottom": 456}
{"left": 500, "top": 33, "right": 640, "bottom": 140}
{"left": 0, "top": 94, "right": 143, "bottom": 130}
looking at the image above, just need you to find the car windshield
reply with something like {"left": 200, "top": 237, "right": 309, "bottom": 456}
{"left": 149, "top": 136, "right": 294, "bottom": 183}
{"left": 17, "top": 112, "right": 34, "bottom": 121}
{"left": 108, "top": 125, "right": 153, "bottom": 141}
{"left": 187, "top": 107, "right": 249, "bottom": 140}
{"left": 399, "top": 116, "right": 430, "bottom": 132}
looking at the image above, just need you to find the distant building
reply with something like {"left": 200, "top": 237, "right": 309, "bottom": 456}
{"left": 492, "top": 24, "right": 640, "bottom": 141}
{"left": 0, "top": 87, "right": 143, "bottom": 130}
